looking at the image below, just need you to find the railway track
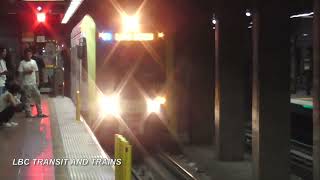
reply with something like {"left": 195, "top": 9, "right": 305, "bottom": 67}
{"left": 132, "top": 151, "right": 210, "bottom": 180}
{"left": 245, "top": 130, "right": 313, "bottom": 179}
{"left": 132, "top": 131, "right": 313, "bottom": 180}
{"left": 100, "top": 127, "right": 313, "bottom": 179}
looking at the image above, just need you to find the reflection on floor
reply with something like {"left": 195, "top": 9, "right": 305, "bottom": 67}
{"left": 0, "top": 99, "right": 54, "bottom": 180}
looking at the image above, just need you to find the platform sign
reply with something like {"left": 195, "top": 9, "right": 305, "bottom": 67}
{"left": 22, "top": 32, "right": 34, "bottom": 42}
{"left": 36, "top": 36, "right": 46, "bottom": 43}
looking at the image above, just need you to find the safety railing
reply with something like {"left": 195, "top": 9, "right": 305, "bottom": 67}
{"left": 115, "top": 134, "right": 132, "bottom": 180}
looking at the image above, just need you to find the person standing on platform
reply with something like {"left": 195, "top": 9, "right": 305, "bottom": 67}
{"left": 0, "top": 47, "right": 8, "bottom": 95}
{"left": 0, "top": 83, "right": 22, "bottom": 128}
{"left": 18, "top": 48, "right": 48, "bottom": 118}
{"left": 4, "top": 48, "right": 15, "bottom": 87}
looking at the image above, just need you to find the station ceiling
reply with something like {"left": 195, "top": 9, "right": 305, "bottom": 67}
{"left": 0, "top": 0, "right": 68, "bottom": 16}
{"left": 0, "top": 0, "right": 315, "bottom": 15}
{"left": 0, "top": 0, "right": 315, "bottom": 21}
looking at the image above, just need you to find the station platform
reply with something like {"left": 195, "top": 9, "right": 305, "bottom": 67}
{"left": 291, "top": 97, "right": 312, "bottom": 109}
{"left": 291, "top": 92, "right": 312, "bottom": 108}
{"left": 0, "top": 96, "right": 114, "bottom": 180}
{"left": 290, "top": 94, "right": 313, "bottom": 117}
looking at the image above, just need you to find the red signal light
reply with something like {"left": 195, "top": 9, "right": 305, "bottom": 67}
{"left": 37, "top": 6, "right": 42, "bottom": 12}
{"left": 37, "top": 13, "right": 46, "bottom": 23}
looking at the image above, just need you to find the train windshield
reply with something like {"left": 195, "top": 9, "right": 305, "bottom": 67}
{"left": 96, "top": 40, "right": 166, "bottom": 97}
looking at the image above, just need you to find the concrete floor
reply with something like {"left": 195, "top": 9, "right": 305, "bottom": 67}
{"left": 0, "top": 97, "right": 115, "bottom": 180}
{"left": 183, "top": 146, "right": 303, "bottom": 180}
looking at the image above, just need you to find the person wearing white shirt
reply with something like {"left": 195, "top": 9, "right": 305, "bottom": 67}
{"left": 0, "top": 47, "right": 8, "bottom": 95}
{"left": 18, "top": 48, "right": 48, "bottom": 118}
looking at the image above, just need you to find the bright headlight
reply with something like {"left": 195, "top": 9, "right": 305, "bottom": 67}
{"left": 155, "top": 96, "right": 166, "bottom": 105}
{"left": 147, "top": 99, "right": 161, "bottom": 113}
{"left": 122, "top": 15, "right": 140, "bottom": 33}
{"left": 147, "top": 96, "right": 166, "bottom": 113}
{"left": 98, "top": 95, "right": 121, "bottom": 116}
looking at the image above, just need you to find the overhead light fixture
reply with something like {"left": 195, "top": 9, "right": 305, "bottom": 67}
{"left": 245, "top": 9, "right": 251, "bottom": 17}
{"left": 61, "top": 0, "right": 84, "bottom": 24}
{"left": 121, "top": 15, "right": 140, "bottom": 33}
{"left": 211, "top": 13, "right": 216, "bottom": 25}
{"left": 158, "top": 32, "right": 165, "bottom": 38}
{"left": 290, "top": 12, "right": 314, "bottom": 18}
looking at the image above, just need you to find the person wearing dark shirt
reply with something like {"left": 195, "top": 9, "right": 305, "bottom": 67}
{"left": 32, "top": 50, "right": 45, "bottom": 88}
{"left": 3, "top": 48, "right": 15, "bottom": 88}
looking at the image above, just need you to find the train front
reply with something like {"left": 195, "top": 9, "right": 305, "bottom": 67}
{"left": 95, "top": 15, "right": 168, "bottom": 142}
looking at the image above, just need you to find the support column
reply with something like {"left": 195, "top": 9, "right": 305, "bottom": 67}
{"left": 165, "top": 34, "right": 178, "bottom": 137}
{"left": 252, "top": 1, "right": 290, "bottom": 180}
{"left": 214, "top": 1, "right": 248, "bottom": 160}
{"left": 313, "top": 0, "right": 320, "bottom": 179}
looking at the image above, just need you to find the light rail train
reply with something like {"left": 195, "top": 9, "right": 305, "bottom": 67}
{"left": 69, "top": 14, "right": 172, "bottom": 146}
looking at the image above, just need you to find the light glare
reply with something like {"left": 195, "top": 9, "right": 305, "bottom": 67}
{"left": 212, "top": 19, "right": 216, "bottom": 25}
{"left": 98, "top": 95, "right": 121, "bottom": 116}
{"left": 158, "top": 32, "right": 165, "bottom": 38}
{"left": 155, "top": 96, "right": 166, "bottom": 105}
{"left": 99, "top": 32, "right": 113, "bottom": 41}
{"left": 147, "top": 99, "right": 161, "bottom": 113}
{"left": 122, "top": 15, "right": 140, "bottom": 32}
{"left": 37, "top": 13, "right": 46, "bottom": 23}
